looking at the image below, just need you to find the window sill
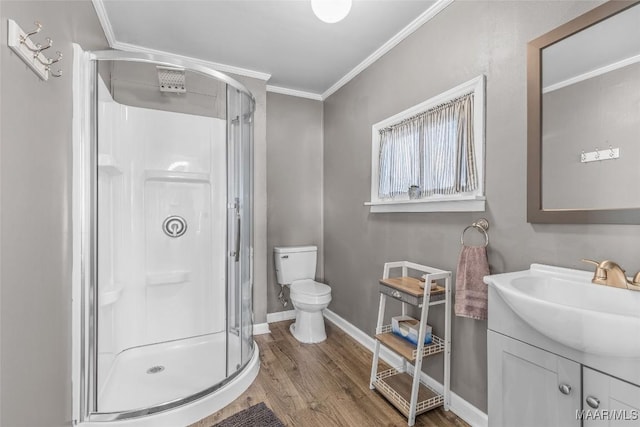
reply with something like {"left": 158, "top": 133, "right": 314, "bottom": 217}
{"left": 364, "top": 196, "right": 486, "bottom": 213}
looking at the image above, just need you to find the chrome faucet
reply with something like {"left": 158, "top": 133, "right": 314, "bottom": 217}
{"left": 582, "top": 259, "right": 640, "bottom": 291}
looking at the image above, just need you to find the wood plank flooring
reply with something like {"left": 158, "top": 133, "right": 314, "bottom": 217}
{"left": 191, "top": 320, "right": 469, "bottom": 427}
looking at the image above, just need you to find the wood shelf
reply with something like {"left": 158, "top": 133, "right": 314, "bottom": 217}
{"left": 380, "top": 277, "right": 445, "bottom": 298}
{"left": 375, "top": 331, "right": 444, "bottom": 363}
{"left": 374, "top": 369, "right": 443, "bottom": 417}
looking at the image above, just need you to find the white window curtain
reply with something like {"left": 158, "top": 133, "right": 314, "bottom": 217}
{"left": 378, "top": 93, "right": 477, "bottom": 199}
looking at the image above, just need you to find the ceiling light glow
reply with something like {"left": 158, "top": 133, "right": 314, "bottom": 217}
{"left": 311, "top": 0, "right": 352, "bottom": 24}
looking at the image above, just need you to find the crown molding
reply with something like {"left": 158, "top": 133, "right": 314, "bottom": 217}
{"left": 266, "top": 85, "right": 323, "bottom": 101}
{"left": 543, "top": 53, "right": 640, "bottom": 94}
{"left": 92, "top": 0, "right": 116, "bottom": 46}
{"left": 321, "top": 0, "right": 454, "bottom": 99}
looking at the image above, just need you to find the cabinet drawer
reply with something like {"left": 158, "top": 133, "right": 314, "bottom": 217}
{"left": 379, "top": 284, "right": 423, "bottom": 306}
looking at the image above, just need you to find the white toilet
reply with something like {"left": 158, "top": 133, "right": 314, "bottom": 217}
{"left": 274, "top": 245, "right": 332, "bottom": 343}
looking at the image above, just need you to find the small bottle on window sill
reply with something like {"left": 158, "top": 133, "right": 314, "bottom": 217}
{"left": 408, "top": 185, "right": 421, "bottom": 199}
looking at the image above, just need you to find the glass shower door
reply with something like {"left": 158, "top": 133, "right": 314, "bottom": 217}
{"left": 239, "top": 91, "right": 254, "bottom": 368}
{"left": 226, "top": 87, "right": 254, "bottom": 375}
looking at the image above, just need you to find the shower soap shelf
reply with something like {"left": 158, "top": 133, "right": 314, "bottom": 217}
{"left": 99, "top": 286, "right": 123, "bottom": 307}
{"left": 145, "top": 170, "right": 210, "bottom": 183}
{"left": 370, "top": 261, "right": 451, "bottom": 426}
{"left": 98, "top": 154, "right": 123, "bottom": 176}
{"left": 146, "top": 271, "right": 191, "bottom": 286}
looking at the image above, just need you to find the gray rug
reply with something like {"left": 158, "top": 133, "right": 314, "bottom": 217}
{"left": 213, "top": 403, "right": 285, "bottom": 427}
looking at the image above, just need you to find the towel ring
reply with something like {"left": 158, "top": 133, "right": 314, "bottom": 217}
{"left": 460, "top": 218, "right": 490, "bottom": 247}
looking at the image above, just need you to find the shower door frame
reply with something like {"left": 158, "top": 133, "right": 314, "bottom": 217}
{"left": 71, "top": 46, "right": 256, "bottom": 424}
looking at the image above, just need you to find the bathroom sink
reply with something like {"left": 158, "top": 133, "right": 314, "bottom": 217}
{"left": 484, "top": 264, "right": 640, "bottom": 358}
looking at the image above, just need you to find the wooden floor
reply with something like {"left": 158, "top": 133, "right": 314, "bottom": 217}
{"left": 191, "top": 320, "right": 468, "bottom": 427}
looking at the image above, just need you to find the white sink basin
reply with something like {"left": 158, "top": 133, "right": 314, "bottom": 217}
{"left": 484, "top": 264, "right": 640, "bottom": 358}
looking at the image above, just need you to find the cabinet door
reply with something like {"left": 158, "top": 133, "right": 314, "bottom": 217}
{"left": 488, "top": 331, "right": 581, "bottom": 427}
{"left": 583, "top": 367, "right": 640, "bottom": 426}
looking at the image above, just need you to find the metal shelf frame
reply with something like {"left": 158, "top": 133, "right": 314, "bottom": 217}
{"left": 369, "top": 261, "right": 452, "bottom": 426}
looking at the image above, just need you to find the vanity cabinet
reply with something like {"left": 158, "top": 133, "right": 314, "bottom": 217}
{"left": 488, "top": 331, "right": 581, "bottom": 427}
{"left": 490, "top": 331, "right": 640, "bottom": 427}
{"left": 582, "top": 367, "right": 640, "bottom": 427}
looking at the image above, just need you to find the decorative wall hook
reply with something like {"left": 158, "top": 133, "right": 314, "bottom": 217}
{"left": 7, "top": 19, "right": 63, "bottom": 81}
{"left": 36, "top": 51, "right": 62, "bottom": 66}
{"left": 38, "top": 37, "right": 53, "bottom": 52}
{"left": 47, "top": 66, "right": 62, "bottom": 78}
{"left": 19, "top": 21, "right": 42, "bottom": 41}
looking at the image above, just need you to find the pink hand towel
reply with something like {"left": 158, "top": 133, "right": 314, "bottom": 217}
{"left": 454, "top": 245, "right": 490, "bottom": 320}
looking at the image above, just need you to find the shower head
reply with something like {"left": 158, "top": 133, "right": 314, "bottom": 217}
{"left": 157, "top": 66, "right": 186, "bottom": 93}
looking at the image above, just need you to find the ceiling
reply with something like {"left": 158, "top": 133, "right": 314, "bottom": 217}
{"left": 95, "top": 0, "right": 447, "bottom": 98}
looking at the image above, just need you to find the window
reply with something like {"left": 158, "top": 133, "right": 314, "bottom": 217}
{"left": 367, "top": 75, "right": 485, "bottom": 213}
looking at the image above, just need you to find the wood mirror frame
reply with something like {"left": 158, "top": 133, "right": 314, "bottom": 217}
{"left": 527, "top": 0, "right": 640, "bottom": 224}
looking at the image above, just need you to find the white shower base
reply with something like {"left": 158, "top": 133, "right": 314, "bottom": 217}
{"left": 100, "top": 332, "right": 235, "bottom": 412}
{"left": 81, "top": 337, "right": 259, "bottom": 427}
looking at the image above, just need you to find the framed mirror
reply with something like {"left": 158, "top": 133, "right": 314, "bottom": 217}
{"left": 527, "top": 0, "right": 640, "bottom": 224}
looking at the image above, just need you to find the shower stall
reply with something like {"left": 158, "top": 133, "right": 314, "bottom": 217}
{"left": 72, "top": 46, "right": 258, "bottom": 426}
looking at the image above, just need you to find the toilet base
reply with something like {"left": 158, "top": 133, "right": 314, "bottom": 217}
{"left": 290, "top": 310, "right": 327, "bottom": 343}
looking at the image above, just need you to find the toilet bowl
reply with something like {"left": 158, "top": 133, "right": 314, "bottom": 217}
{"left": 274, "top": 245, "right": 332, "bottom": 343}
{"left": 289, "top": 279, "right": 332, "bottom": 343}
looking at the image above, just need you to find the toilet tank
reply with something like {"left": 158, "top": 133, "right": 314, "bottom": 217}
{"left": 274, "top": 245, "right": 317, "bottom": 285}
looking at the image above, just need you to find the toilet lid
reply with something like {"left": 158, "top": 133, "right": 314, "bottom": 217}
{"left": 290, "top": 279, "right": 331, "bottom": 297}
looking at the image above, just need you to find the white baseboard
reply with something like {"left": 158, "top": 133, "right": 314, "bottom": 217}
{"left": 253, "top": 322, "right": 270, "bottom": 335}
{"left": 266, "top": 310, "right": 296, "bottom": 323}
{"left": 323, "top": 309, "right": 488, "bottom": 427}
{"left": 323, "top": 309, "right": 403, "bottom": 367}
{"left": 449, "top": 392, "right": 488, "bottom": 427}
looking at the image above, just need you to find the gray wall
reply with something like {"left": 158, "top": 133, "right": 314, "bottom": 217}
{"left": 266, "top": 92, "right": 324, "bottom": 314}
{"left": 322, "top": 0, "right": 640, "bottom": 414}
{"left": 542, "top": 62, "right": 640, "bottom": 210}
{"left": 0, "top": 2, "right": 108, "bottom": 426}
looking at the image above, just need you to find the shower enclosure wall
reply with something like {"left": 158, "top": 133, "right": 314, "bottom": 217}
{"left": 72, "top": 46, "right": 257, "bottom": 426}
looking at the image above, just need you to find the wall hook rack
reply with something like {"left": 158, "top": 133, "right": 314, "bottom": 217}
{"left": 580, "top": 144, "right": 620, "bottom": 164}
{"left": 7, "top": 19, "right": 63, "bottom": 81}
